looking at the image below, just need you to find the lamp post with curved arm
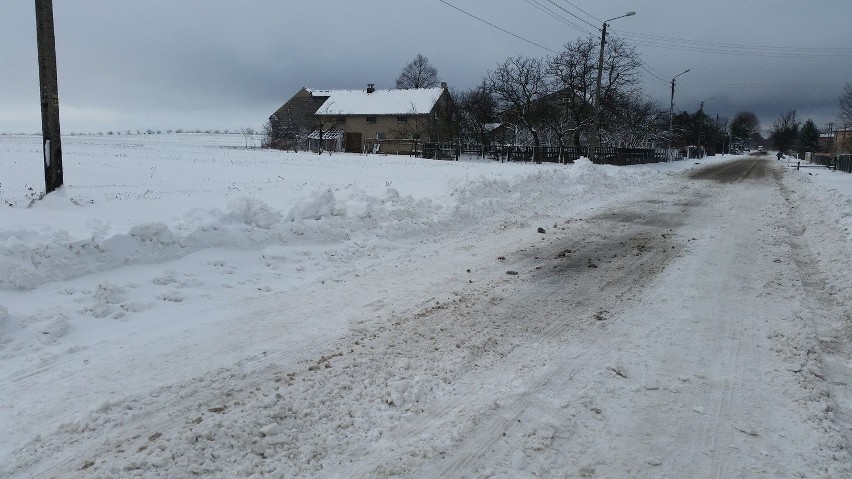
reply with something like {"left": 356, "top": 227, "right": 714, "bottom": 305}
{"left": 667, "top": 69, "right": 690, "bottom": 157}
{"left": 590, "top": 11, "right": 635, "bottom": 162}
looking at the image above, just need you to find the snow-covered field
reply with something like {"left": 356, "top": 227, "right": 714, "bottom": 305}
{"left": 1, "top": 134, "right": 850, "bottom": 477}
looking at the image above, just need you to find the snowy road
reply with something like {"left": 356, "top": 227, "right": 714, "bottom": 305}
{"left": 3, "top": 155, "right": 850, "bottom": 478}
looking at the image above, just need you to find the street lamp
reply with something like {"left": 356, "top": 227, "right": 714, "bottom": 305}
{"left": 668, "top": 69, "right": 690, "bottom": 158}
{"left": 590, "top": 11, "right": 635, "bottom": 162}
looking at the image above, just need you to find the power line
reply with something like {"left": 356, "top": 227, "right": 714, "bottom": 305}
{"left": 689, "top": 65, "right": 852, "bottom": 71}
{"left": 623, "top": 39, "right": 852, "bottom": 58}
{"left": 677, "top": 89, "right": 700, "bottom": 107}
{"left": 639, "top": 65, "right": 670, "bottom": 86}
{"left": 611, "top": 29, "right": 852, "bottom": 58}
{"left": 541, "top": 0, "right": 599, "bottom": 31}
{"left": 642, "top": 62, "right": 672, "bottom": 81}
{"left": 439, "top": 1, "right": 845, "bottom": 108}
{"left": 523, "top": 0, "right": 592, "bottom": 36}
{"left": 682, "top": 81, "right": 847, "bottom": 89}
{"left": 559, "top": 0, "right": 602, "bottom": 23}
{"left": 614, "top": 29, "right": 852, "bottom": 53}
{"left": 438, "top": 0, "right": 559, "bottom": 54}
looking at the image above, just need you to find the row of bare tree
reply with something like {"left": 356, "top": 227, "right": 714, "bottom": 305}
{"left": 450, "top": 35, "right": 662, "bottom": 150}
{"left": 266, "top": 44, "right": 775, "bottom": 154}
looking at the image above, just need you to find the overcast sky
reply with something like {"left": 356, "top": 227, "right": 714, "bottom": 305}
{"left": 3, "top": 0, "right": 851, "bottom": 135}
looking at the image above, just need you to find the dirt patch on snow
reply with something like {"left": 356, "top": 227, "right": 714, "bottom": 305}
{"left": 689, "top": 158, "right": 779, "bottom": 183}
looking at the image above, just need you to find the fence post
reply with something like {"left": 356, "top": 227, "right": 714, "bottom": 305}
{"left": 797, "top": 161, "right": 800, "bottom": 171}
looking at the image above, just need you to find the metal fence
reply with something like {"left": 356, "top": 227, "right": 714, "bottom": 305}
{"left": 422, "top": 143, "right": 459, "bottom": 160}
{"left": 837, "top": 154, "right": 852, "bottom": 173}
{"left": 418, "top": 143, "right": 685, "bottom": 166}
{"left": 804, "top": 153, "right": 852, "bottom": 173}
{"left": 478, "top": 146, "right": 674, "bottom": 165}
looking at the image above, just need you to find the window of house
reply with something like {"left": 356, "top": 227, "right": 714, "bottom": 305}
{"left": 365, "top": 116, "right": 377, "bottom": 124}
{"left": 336, "top": 116, "right": 346, "bottom": 124}
{"left": 396, "top": 116, "right": 408, "bottom": 123}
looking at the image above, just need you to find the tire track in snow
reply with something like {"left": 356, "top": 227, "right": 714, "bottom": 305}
{"left": 423, "top": 197, "right": 689, "bottom": 477}
{"left": 9, "top": 225, "right": 567, "bottom": 477}
{"left": 576, "top": 161, "right": 848, "bottom": 478}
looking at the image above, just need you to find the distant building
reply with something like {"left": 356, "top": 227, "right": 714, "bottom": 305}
{"left": 818, "top": 132, "right": 833, "bottom": 153}
{"left": 818, "top": 128, "right": 852, "bottom": 154}
{"left": 267, "top": 88, "right": 330, "bottom": 150}
{"left": 268, "top": 83, "right": 453, "bottom": 154}
{"left": 835, "top": 128, "right": 852, "bottom": 154}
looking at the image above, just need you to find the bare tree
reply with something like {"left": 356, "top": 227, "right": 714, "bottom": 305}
{"left": 312, "top": 101, "right": 344, "bottom": 154}
{"left": 839, "top": 83, "right": 852, "bottom": 126}
{"left": 390, "top": 102, "right": 430, "bottom": 148}
{"left": 486, "top": 56, "right": 550, "bottom": 155}
{"left": 456, "top": 83, "right": 499, "bottom": 154}
{"left": 608, "top": 93, "right": 668, "bottom": 148}
{"left": 396, "top": 54, "right": 439, "bottom": 89}
{"left": 547, "top": 35, "right": 642, "bottom": 147}
{"left": 769, "top": 110, "right": 799, "bottom": 153}
{"left": 241, "top": 128, "right": 255, "bottom": 148}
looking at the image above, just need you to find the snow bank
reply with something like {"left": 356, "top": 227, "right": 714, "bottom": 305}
{"left": 783, "top": 169, "right": 852, "bottom": 298}
{"left": 0, "top": 158, "right": 662, "bottom": 291}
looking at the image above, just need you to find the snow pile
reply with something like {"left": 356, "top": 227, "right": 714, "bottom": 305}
{"left": 0, "top": 158, "right": 660, "bottom": 291}
{"left": 783, "top": 169, "right": 852, "bottom": 299}
{"left": 780, "top": 167, "right": 852, "bottom": 473}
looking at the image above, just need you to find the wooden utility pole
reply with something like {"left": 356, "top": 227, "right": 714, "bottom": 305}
{"left": 590, "top": 21, "right": 607, "bottom": 163}
{"left": 35, "top": 0, "right": 63, "bottom": 193}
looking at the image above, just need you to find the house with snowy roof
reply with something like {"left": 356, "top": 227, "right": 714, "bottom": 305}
{"left": 268, "top": 83, "right": 453, "bottom": 154}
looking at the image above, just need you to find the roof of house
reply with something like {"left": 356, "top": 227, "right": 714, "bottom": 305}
{"left": 310, "top": 87, "right": 444, "bottom": 116}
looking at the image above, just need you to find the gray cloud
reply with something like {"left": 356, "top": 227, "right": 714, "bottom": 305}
{"left": 2, "top": 0, "right": 850, "bottom": 134}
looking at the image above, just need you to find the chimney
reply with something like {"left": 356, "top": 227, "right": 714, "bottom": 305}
{"left": 367, "top": 83, "right": 375, "bottom": 94}
{"left": 440, "top": 81, "right": 447, "bottom": 90}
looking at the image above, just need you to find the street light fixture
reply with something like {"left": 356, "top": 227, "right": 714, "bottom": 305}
{"left": 590, "top": 11, "right": 635, "bottom": 162}
{"left": 668, "top": 69, "right": 690, "bottom": 157}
